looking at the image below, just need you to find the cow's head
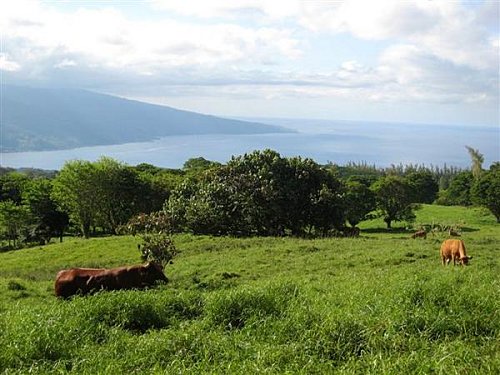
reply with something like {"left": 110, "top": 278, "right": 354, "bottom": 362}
{"left": 144, "top": 262, "right": 169, "bottom": 284}
{"left": 460, "top": 256, "right": 472, "bottom": 265}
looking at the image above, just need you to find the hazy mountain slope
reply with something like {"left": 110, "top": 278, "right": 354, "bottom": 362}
{"left": 1, "top": 86, "right": 289, "bottom": 152}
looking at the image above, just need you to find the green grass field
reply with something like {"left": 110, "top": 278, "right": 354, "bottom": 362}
{"left": 0, "top": 205, "right": 498, "bottom": 374}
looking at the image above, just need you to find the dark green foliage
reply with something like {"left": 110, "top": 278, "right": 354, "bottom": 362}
{"left": 406, "top": 170, "right": 439, "bottom": 203}
{"left": 344, "top": 179, "right": 376, "bottom": 227}
{"left": 438, "top": 171, "right": 474, "bottom": 206}
{"left": 167, "top": 150, "right": 345, "bottom": 237}
{"left": 0, "top": 201, "right": 31, "bottom": 248}
{"left": 471, "top": 166, "right": 500, "bottom": 222}
{"left": 125, "top": 211, "right": 177, "bottom": 266}
{"left": 51, "top": 160, "right": 100, "bottom": 238}
{"left": 0, "top": 172, "right": 29, "bottom": 204}
{"left": 371, "top": 175, "right": 418, "bottom": 228}
{"left": 183, "top": 157, "right": 222, "bottom": 173}
{"left": 21, "top": 178, "right": 68, "bottom": 243}
{"left": 52, "top": 158, "right": 163, "bottom": 237}
{"left": 135, "top": 165, "right": 184, "bottom": 213}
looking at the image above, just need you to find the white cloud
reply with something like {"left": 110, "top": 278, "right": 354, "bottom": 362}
{"left": 0, "top": 0, "right": 497, "bottom": 124}
{"left": 0, "top": 0, "right": 301, "bottom": 76}
{"left": 149, "top": 0, "right": 301, "bottom": 20}
{"left": 0, "top": 53, "right": 21, "bottom": 71}
{"left": 54, "top": 59, "right": 77, "bottom": 69}
{"left": 299, "top": 0, "right": 498, "bottom": 72}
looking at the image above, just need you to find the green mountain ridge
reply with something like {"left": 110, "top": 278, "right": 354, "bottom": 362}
{"left": 1, "top": 85, "right": 290, "bottom": 152}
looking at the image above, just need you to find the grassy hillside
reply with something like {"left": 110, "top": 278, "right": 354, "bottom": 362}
{"left": 0, "top": 205, "right": 498, "bottom": 373}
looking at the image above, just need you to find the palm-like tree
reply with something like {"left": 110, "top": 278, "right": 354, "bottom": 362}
{"left": 465, "top": 146, "right": 484, "bottom": 179}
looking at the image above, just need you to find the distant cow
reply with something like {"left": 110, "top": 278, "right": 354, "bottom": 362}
{"left": 411, "top": 230, "right": 427, "bottom": 239}
{"left": 440, "top": 239, "right": 471, "bottom": 266}
{"left": 55, "top": 262, "right": 168, "bottom": 298}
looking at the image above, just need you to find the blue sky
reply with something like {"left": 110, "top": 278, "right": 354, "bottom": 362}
{"left": 1, "top": 0, "right": 498, "bottom": 126}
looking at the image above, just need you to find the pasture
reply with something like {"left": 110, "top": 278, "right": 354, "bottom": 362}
{"left": 0, "top": 205, "right": 498, "bottom": 374}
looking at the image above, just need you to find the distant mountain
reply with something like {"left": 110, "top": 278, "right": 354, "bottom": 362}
{"left": 1, "top": 85, "right": 290, "bottom": 152}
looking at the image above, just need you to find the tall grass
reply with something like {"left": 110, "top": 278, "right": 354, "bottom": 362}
{"left": 0, "top": 205, "right": 498, "bottom": 373}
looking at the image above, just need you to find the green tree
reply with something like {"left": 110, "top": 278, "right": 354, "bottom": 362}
{"left": 166, "top": 150, "right": 345, "bottom": 237}
{"left": 0, "top": 172, "right": 30, "bottom": 204}
{"left": 344, "top": 179, "right": 376, "bottom": 227}
{"left": 371, "top": 175, "right": 417, "bottom": 228}
{"left": 52, "top": 160, "right": 99, "bottom": 238}
{"left": 137, "top": 169, "right": 184, "bottom": 213}
{"left": 440, "top": 171, "right": 474, "bottom": 206}
{"left": 471, "top": 166, "right": 500, "bottom": 222}
{"left": 22, "top": 178, "right": 69, "bottom": 243}
{"left": 406, "top": 170, "right": 439, "bottom": 203}
{"left": 94, "top": 158, "right": 147, "bottom": 233}
{"left": 310, "top": 183, "right": 346, "bottom": 236}
{"left": 183, "top": 157, "right": 221, "bottom": 172}
{"left": 0, "top": 201, "right": 31, "bottom": 248}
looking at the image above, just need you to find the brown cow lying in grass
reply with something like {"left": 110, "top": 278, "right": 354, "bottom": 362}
{"left": 55, "top": 262, "right": 168, "bottom": 298}
{"left": 440, "top": 239, "right": 472, "bottom": 266}
{"left": 411, "top": 230, "right": 427, "bottom": 239}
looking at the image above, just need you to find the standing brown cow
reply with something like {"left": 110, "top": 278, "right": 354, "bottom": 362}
{"left": 55, "top": 262, "right": 168, "bottom": 298}
{"left": 440, "top": 239, "right": 471, "bottom": 266}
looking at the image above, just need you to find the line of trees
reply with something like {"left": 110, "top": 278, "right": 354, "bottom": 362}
{"left": 0, "top": 149, "right": 498, "bottom": 249}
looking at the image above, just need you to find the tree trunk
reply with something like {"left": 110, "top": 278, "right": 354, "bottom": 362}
{"left": 385, "top": 218, "right": 392, "bottom": 229}
{"left": 82, "top": 223, "right": 91, "bottom": 239}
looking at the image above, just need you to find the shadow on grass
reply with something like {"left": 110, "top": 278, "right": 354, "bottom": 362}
{"left": 361, "top": 227, "right": 409, "bottom": 234}
{"left": 362, "top": 226, "right": 479, "bottom": 235}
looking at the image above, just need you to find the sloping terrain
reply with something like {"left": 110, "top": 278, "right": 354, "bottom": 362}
{"left": 1, "top": 85, "right": 289, "bottom": 152}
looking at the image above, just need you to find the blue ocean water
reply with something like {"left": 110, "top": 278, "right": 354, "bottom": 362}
{"left": 1, "top": 119, "right": 498, "bottom": 170}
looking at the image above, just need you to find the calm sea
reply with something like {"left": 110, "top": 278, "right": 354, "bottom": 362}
{"left": 1, "top": 119, "right": 498, "bottom": 170}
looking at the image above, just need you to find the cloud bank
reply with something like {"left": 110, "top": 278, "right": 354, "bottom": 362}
{"left": 0, "top": 0, "right": 498, "bottom": 125}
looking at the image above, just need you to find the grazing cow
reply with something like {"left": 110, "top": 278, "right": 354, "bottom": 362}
{"left": 55, "top": 262, "right": 168, "bottom": 298}
{"left": 440, "top": 239, "right": 472, "bottom": 266}
{"left": 411, "top": 230, "right": 427, "bottom": 239}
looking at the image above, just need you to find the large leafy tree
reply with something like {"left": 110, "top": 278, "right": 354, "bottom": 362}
{"left": 166, "top": 149, "right": 345, "bottom": 236}
{"left": 371, "top": 175, "right": 417, "bottom": 228}
{"left": 0, "top": 200, "right": 31, "bottom": 248}
{"left": 52, "top": 160, "right": 100, "bottom": 238}
{"left": 22, "top": 178, "right": 69, "bottom": 243}
{"left": 344, "top": 179, "right": 376, "bottom": 227}
{"left": 136, "top": 167, "right": 184, "bottom": 214}
{"left": 406, "top": 170, "right": 439, "bottom": 204}
{"left": 442, "top": 171, "right": 474, "bottom": 206}
{"left": 0, "top": 172, "right": 30, "bottom": 204}
{"left": 93, "top": 158, "right": 147, "bottom": 233}
{"left": 471, "top": 164, "right": 500, "bottom": 222}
